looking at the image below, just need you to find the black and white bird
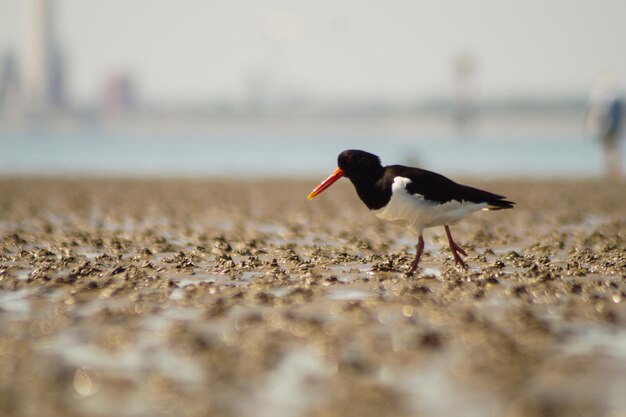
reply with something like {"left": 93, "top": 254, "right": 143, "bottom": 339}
{"left": 307, "top": 150, "right": 515, "bottom": 274}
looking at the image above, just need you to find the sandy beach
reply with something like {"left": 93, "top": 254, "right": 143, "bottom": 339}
{"left": 0, "top": 177, "right": 625, "bottom": 417}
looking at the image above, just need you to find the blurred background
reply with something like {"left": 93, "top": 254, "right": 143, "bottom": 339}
{"left": 0, "top": 0, "right": 624, "bottom": 178}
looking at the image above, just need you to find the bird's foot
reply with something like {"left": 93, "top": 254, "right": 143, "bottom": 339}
{"left": 406, "top": 263, "right": 419, "bottom": 276}
{"left": 452, "top": 252, "right": 467, "bottom": 268}
{"left": 405, "top": 235, "right": 425, "bottom": 277}
{"left": 450, "top": 241, "right": 467, "bottom": 257}
{"left": 449, "top": 244, "right": 467, "bottom": 268}
{"left": 444, "top": 225, "right": 467, "bottom": 267}
{"left": 406, "top": 252, "right": 424, "bottom": 276}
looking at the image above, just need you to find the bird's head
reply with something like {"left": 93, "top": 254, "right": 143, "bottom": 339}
{"left": 337, "top": 149, "right": 383, "bottom": 179}
{"left": 307, "top": 150, "right": 383, "bottom": 200}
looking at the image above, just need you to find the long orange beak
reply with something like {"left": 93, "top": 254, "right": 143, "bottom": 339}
{"left": 307, "top": 167, "right": 344, "bottom": 200}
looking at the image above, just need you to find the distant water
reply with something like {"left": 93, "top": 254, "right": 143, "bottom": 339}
{"left": 1, "top": 130, "right": 623, "bottom": 178}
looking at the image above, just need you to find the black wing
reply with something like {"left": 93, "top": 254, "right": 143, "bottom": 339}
{"left": 383, "top": 165, "right": 515, "bottom": 209}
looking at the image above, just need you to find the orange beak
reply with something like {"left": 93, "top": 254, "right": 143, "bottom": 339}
{"left": 307, "top": 167, "right": 344, "bottom": 200}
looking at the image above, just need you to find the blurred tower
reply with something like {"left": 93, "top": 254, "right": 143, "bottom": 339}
{"left": 21, "top": 0, "right": 66, "bottom": 115}
{"left": 0, "top": 52, "right": 21, "bottom": 114}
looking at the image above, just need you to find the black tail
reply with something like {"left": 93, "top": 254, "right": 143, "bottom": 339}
{"left": 455, "top": 183, "right": 515, "bottom": 210}
{"left": 486, "top": 198, "right": 515, "bottom": 210}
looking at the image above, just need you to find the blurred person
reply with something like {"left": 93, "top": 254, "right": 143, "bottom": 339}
{"left": 588, "top": 75, "right": 624, "bottom": 179}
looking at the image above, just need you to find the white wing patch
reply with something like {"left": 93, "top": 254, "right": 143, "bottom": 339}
{"left": 372, "top": 176, "right": 487, "bottom": 234}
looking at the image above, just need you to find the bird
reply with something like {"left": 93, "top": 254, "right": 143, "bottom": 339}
{"left": 307, "top": 149, "right": 514, "bottom": 274}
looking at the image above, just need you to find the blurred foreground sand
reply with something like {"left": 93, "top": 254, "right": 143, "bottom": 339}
{"left": 0, "top": 178, "right": 624, "bottom": 417}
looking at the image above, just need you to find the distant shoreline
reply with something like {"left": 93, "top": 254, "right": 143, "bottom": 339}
{"left": 0, "top": 105, "right": 589, "bottom": 137}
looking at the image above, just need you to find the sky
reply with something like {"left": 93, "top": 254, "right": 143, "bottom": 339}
{"left": 1, "top": 0, "right": 625, "bottom": 105}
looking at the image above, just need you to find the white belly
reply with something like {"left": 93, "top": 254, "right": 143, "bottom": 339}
{"left": 371, "top": 177, "right": 486, "bottom": 234}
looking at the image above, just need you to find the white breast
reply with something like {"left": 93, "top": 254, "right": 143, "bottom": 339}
{"left": 371, "top": 176, "right": 487, "bottom": 234}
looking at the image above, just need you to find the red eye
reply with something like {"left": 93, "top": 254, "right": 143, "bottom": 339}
{"left": 345, "top": 156, "right": 353, "bottom": 164}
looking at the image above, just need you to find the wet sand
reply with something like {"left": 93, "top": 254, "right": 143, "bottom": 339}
{"left": 0, "top": 177, "right": 625, "bottom": 417}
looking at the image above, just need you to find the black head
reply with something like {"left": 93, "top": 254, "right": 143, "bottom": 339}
{"left": 337, "top": 150, "right": 383, "bottom": 180}
{"left": 307, "top": 149, "right": 385, "bottom": 200}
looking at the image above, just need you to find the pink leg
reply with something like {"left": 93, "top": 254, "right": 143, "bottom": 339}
{"left": 407, "top": 235, "right": 425, "bottom": 275}
{"left": 444, "top": 225, "right": 467, "bottom": 268}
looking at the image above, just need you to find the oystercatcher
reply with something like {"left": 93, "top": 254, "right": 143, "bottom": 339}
{"left": 307, "top": 150, "right": 514, "bottom": 274}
